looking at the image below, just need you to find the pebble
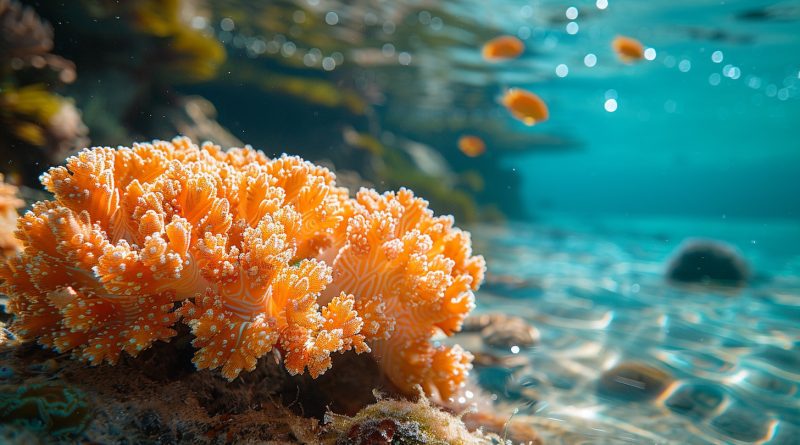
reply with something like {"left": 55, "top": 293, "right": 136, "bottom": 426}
{"left": 597, "top": 361, "right": 674, "bottom": 401}
{"left": 664, "top": 382, "right": 726, "bottom": 419}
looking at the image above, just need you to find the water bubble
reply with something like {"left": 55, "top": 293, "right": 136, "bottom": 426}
{"left": 663, "top": 55, "right": 676, "bottom": 68}
{"left": 765, "top": 84, "right": 778, "bottom": 97}
{"left": 584, "top": 53, "right": 597, "bottom": 67}
{"left": 555, "top": 64, "right": 569, "bottom": 77}
{"left": 678, "top": 59, "right": 691, "bottom": 72}
{"left": 520, "top": 5, "right": 533, "bottom": 18}
{"left": 331, "top": 51, "right": 344, "bottom": 64}
{"left": 364, "top": 12, "right": 378, "bottom": 26}
{"left": 398, "top": 52, "right": 412, "bottom": 65}
{"left": 644, "top": 48, "right": 656, "bottom": 60}
{"left": 518, "top": 26, "right": 531, "bottom": 40}
{"left": 220, "top": 17, "right": 234, "bottom": 32}
{"left": 382, "top": 43, "right": 396, "bottom": 57}
{"left": 281, "top": 41, "right": 296, "bottom": 57}
{"left": 777, "top": 88, "right": 789, "bottom": 100}
{"left": 711, "top": 50, "right": 724, "bottom": 63}
{"left": 747, "top": 76, "right": 762, "bottom": 89}
{"left": 292, "top": 10, "right": 306, "bottom": 23}
{"left": 604, "top": 98, "right": 618, "bottom": 112}
{"left": 566, "top": 21, "right": 579, "bottom": 35}
{"left": 325, "top": 11, "right": 339, "bottom": 25}
{"left": 430, "top": 16, "right": 443, "bottom": 30}
{"left": 511, "top": 345, "right": 520, "bottom": 354}
{"left": 596, "top": 0, "right": 609, "bottom": 10}
{"left": 418, "top": 10, "right": 431, "bottom": 25}
{"left": 250, "top": 39, "right": 266, "bottom": 55}
{"left": 709, "top": 73, "right": 721, "bottom": 86}
{"left": 322, "top": 57, "right": 336, "bottom": 71}
{"left": 266, "top": 40, "right": 280, "bottom": 54}
{"left": 566, "top": 7, "right": 579, "bottom": 19}
{"left": 191, "top": 16, "right": 207, "bottom": 30}
{"left": 383, "top": 21, "right": 396, "bottom": 34}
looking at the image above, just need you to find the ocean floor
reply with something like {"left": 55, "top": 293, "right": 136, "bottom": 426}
{"left": 459, "top": 215, "right": 800, "bottom": 444}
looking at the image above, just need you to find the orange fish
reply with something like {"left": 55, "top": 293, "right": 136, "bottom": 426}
{"left": 482, "top": 35, "right": 525, "bottom": 61}
{"left": 501, "top": 89, "right": 549, "bottom": 126}
{"left": 612, "top": 35, "right": 645, "bottom": 62}
{"left": 458, "top": 135, "right": 486, "bottom": 157}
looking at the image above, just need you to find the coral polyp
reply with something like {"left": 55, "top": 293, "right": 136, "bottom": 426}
{"left": 0, "top": 137, "right": 484, "bottom": 399}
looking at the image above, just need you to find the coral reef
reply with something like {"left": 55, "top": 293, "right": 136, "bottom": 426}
{"left": 0, "top": 137, "right": 484, "bottom": 401}
{"left": 0, "top": 175, "right": 22, "bottom": 257}
{"left": 665, "top": 238, "right": 750, "bottom": 288}
{"left": 322, "top": 187, "right": 485, "bottom": 399}
{"left": 323, "top": 393, "right": 505, "bottom": 445}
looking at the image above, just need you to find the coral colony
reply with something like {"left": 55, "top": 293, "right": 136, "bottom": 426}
{"left": 0, "top": 137, "right": 485, "bottom": 400}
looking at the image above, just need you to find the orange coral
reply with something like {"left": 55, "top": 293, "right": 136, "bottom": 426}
{"left": 0, "top": 137, "right": 484, "bottom": 399}
{"left": 322, "top": 188, "right": 485, "bottom": 400}
{"left": 0, "top": 174, "right": 23, "bottom": 256}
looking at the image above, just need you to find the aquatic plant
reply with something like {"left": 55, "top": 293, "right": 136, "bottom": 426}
{"left": 0, "top": 137, "right": 484, "bottom": 400}
{"left": 0, "top": 382, "right": 91, "bottom": 436}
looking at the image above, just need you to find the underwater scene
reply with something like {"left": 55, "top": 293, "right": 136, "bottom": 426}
{"left": 0, "top": 0, "right": 798, "bottom": 444}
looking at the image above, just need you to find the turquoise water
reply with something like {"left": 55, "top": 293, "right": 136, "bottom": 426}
{"left": 465, "top": 217, "right": 800, "bottom": 444}
{"left": 182, "top": 0, "right": 800, "bottom": 219}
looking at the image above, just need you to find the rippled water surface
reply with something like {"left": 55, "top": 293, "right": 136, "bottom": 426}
{"left": 462, "top": 216, "right": 800, "bottom": 444}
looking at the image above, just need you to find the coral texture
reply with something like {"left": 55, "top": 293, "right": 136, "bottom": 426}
{"left": 0, "top": 138, "right": 484, "bottom": 399}
{"left": 0, "top": 175, "right": 22, "bottom": 257}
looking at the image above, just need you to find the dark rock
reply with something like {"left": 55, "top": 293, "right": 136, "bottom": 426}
{"left": 665, "top": 239, "right": 749, "bottom": 288}
{"left": 136, "top": 410, "right": 163, "bottom": 436}
{"left": 664, "top": 383, "right": 726, "bottom": 419}
{"left": 598, "top": 361, "right": 674, "bottom": 402}
{"left": 710, "top": 403, "right": 771, "bottom": 442}
{"left": 463, "top": 313, "right": 540, "bottom": 350}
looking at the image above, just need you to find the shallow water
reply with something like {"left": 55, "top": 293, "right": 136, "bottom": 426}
{"left": 465, "top": 216, "right": 800, "bottom": 444}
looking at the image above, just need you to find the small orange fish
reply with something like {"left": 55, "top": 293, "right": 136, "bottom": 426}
{"left": 501, "top": 89, "right": 549, "bottom": 126}
{"left": 612, "top": 35, "right": 645, "bottom": 62}
{"left": 482, "top": 35, "right": 525, "bottom": 61}
{"left": 458, "top": 135, "right": 486, "bottom": 157}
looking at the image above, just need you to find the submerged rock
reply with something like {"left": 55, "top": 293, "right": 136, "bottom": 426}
{"left": 463, "top": 313, "right": 540, "bottom": 350}
{"left": 598, "top": 361, "right": 675, "bottom": 402}
{"left": 665, "top": 239, "right": 750, "bottom": 288}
